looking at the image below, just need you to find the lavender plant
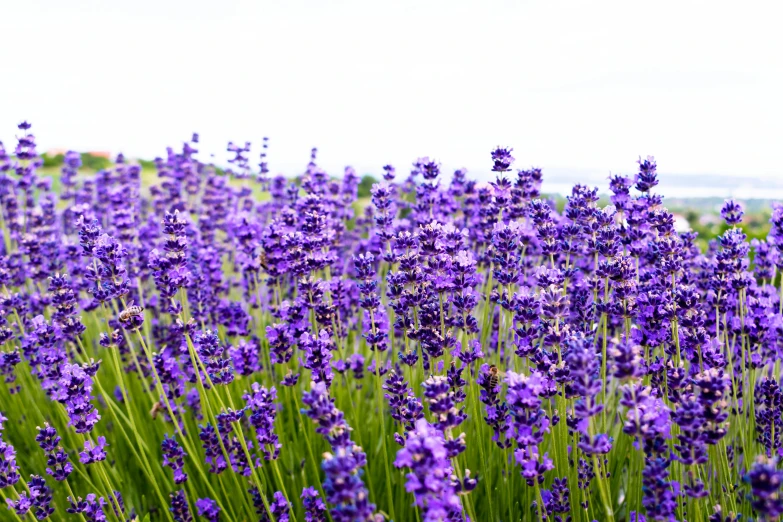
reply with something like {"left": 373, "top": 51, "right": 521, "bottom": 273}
{"left": 0, "top": 121, "right": 782, "bottom": 522}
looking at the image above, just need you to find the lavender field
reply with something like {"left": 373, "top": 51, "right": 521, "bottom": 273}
{"left": 2, "top": 121, "right": 783, "bottom": 522}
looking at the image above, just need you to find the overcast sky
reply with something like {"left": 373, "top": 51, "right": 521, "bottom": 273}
{"left": 1, "top": 0, "right": 782, "bottom": 191}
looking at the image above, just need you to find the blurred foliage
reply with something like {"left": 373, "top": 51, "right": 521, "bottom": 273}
{"left": 41, "top": 152, "right": 65, "bottom": 168}
{"left": 80, "top": 153, "right": 112, "bottom": 171}
{"left": 358, "top": 174, "right": 378, "bottom": 199}
{"left": 40, "top": 152, "right": 112, "bottom": 171}
{"left": 684, "top": 210, "right": 771, "bottom": 250}
{"left": 41, "top": 152, "right": 114, "bottom": 171}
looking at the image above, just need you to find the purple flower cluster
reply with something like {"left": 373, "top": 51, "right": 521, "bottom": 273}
{"left": 4, "top": 120, "right": 783, "bottom": 522}
{"left": 195, "top": 497, "right": 221, "bottom": 522}
{"left": 394, "top": 418, "right": 463, "bottom": 521}
{"left": 170, "top": 490, "right": 192, "bottom": 522}
{"left": 505, "top": 370, "right": 553, "bottom": 486}
{"left": 36, "top": 423, "right": 73, "bottom": 481}
{"left": 244, "top": 382, "right": 281, "bottom": 462}
{"left": 195, "top": 329, "right": 234, "bottom": 386}
{"left": 302, "top": 486, "right": 328, "bottom": 522}
{"left": 162, "top": 434, "right": 188, "bottom": 484}
{"left": 79, "top": 436, "right": 107, "bottom": 465}
{"left": 302, "top": 381, "right": 376, "bottom": 521}
{"left": 0, "top": 412, "right": 20, "bottom": 489}
{"left": 300, "top": 330, "right": 334, "bottom": 387}
{"left": 7, "top": 475, "right": 55, "bottom": 519}
{"left": 746, "top": 457, "right": 783, "bottom": 520}
{"left": 383, "top": 366, "right": 424, "bottom": 437}
{"left": 53, "top": 362, "right": 101, "bottom": 434}
{"left": 67, "top": 493, "right": 108, "bottom": 522}
{"left": 252, "top": 489, "right": 289, "bottom": 522}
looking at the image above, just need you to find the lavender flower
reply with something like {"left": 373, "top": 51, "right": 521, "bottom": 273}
{"left": 194, "top": 330, "right": 234, "bottom": 386}
{"left": 252, "top": 489, "right": 289, "bottom": 522}
{"left": 635, "top": 156, "right": 658, "bottom": 193}
{"left": 541, "top": 478, "right": 571, "bottom": 521}
{"left": 11, "top": 475, "right": 55, "bottom": 519}
{"left": 611, "top": 338, "right": 645, "bottom": 381}
{"left": 567, "top": 340, "right": 610, "bottom": 455}
{"left": 36, "top": 424, "right": 73, "bottom": 481}
{"left": 302, "top": 487, "right": 328, "bottom": 522}
{"left": 505, "top": 370, "right": 553, "bottom": 485}
{"left": 0, "top": 431, "right": 20, "bottom": 488}
{"left": 170, "top": 490, "right": 193, "bottom": 522}
{"left": 244, "top": 382, "right": 281, "bottom": 462}
{"left": 67, "top": 493, "right": 107, "bottom": 522}
{"left": 54, "top": 362, "right": 101, "bottom": 434}
{"left": 199, "top": 424, "right": 227, "bottom": 474}
{"left": 394, "top": 418, "right": 462, "bottom": 522}
{"left": 422, "top": 375, "right": 466, "bottom": 433}
{"left": 720, "top": 199, "right": 744, "bottom": 226}
{"left": 195, "top": 497, "right": 221, "bottom": 522}
{"left": 162, "top": 434, "right": 188, "bottom": 484}
{"left": 79, "top": 436, "right": 107, "bottom": 465}
{"left": 302, "top": 382, "right": 375, "bottom": 521}
{"left": 300, "top": 330, "right": 334, "bottom": 387}
{"left": 491, "top": 146, "right": 515, "bottom": 173}
{"left": 229, "top": 338, "right": 261, "bottom": 376}
{"left": 745, "top": 457, "right": 783, "bottom": 520}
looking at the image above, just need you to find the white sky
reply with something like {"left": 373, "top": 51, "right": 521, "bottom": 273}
{"left": 1, "top": 0, "right": 782, "bottom": 190}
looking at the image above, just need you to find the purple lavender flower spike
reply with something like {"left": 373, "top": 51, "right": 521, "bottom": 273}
{"left": 321, "top": 446, "right": 376, "bottom": 522}
{"left": 491, "top": 146, "right": 515, "bottom": 173}
{"left": 162, "top": 434, "right": 188, "bottom": 484}
{"left": 229, "top": 338, "right": 261, "bottom": 376}
{"left": 244, "top": 382, "right": 281, "bottom": 462}
{"left": 382, "top": 164, "right": 396, "bottom": 181}
{"left": 720, "top": 199, "right": 744, "bottom": 226}
{"left": 67, "top": 493, "right": 107, "bottom": 522}
{"left": 54, "top": 362, "right": 101, "bottom": 434}
{"left": 22, "top": 475, "right": 55, "bottom": 519}
{"left": 0, "top": 350, "right": 20, "bottom": 394}
{"left": 196, "top": 497, "right": 221, "bottom": 522}
{"left": 745, "top": 456, "right": 783, "bottom": 520}
{"left": 170, "top": 490, "right": 193, "bottom": 522}
{"left": 79, "top": 436, "right": 107, "bottom": 465}
{"left": 541, "top": 478, "right": 571, "bottom": 521}
{"left": 395, "top": 418, "right": 463, "bottom": 522}
{"left": 302, "top": 486, "right": 328, "bottom": 522}
{"left": 199, "top": 423, "right": 227, "bottom": 474}
{"left": 36, "top": 424, "right": 73, "bottom": 481}
{"left": 267, "top": 323, "right": 294, "bottom": 365}
{"left": 300, "top": 330, "right": 334, "bottom": 387}
{"left": 6, "top": 494, "right": 32, "bottom": 516}
{"left": 194, "top": 329, "right": 234, "bottom": 386}
{"left": 302, "top": 381, "right": 376, "bottom": 520}
{"left": 1, "top": 431, "right": 21, "bottom": 488}
{"left": 251, "top": 489, "right": 289, "bottom": 522}
{"left": 634, "top": 156, "right": 658, "bottom": 193}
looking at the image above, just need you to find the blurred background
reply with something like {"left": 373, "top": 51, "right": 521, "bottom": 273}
{"left": 1, "top": 0, "right": 782, "bottom": 240}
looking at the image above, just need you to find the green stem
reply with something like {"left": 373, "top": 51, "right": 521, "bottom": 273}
{"left": 374, "top": 345, "right": 397, "bottom": 521}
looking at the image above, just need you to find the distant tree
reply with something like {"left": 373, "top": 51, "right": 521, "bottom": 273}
{"left": 41, "top": 153, "right": 65, "bottom": 168}
{"left": 685, "top": 210, "right": 700, "bottom": 228}
{"left": 80, "top": 153, "right": 112, "bottom": 171}
{"left": 138, "top": 158, "right": 157, "bottom": 169}
{"left": 358, "top": 174, "right": 378, "bottom": 199}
